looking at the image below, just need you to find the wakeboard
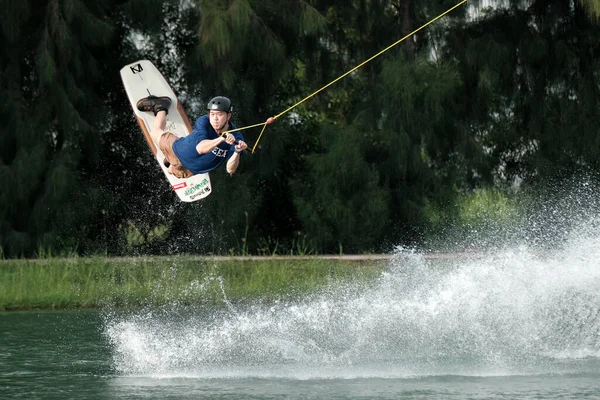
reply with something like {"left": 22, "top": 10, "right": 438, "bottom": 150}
{"left": 120, "top": 60, "right": 212, "bottom": 202}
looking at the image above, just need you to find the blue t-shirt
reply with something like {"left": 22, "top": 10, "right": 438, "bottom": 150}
{"left": 172, "top": 115, "right": 244, "bottom": 174}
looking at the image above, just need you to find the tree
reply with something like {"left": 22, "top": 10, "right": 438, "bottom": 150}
{"left": 288, "top": 0, "right": 475, "bottom": 251}
{"left": 445, "top": 0, "right": 600, "bottom": 184}
{"left": 0, "top": 0, "right": 118, "bottom": 256}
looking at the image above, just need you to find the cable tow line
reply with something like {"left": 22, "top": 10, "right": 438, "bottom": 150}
{"left": 222, "top": 0, "right": 467, "bottom": 154}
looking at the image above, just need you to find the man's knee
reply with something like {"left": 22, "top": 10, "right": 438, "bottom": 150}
{"left": 168, "top": 165, "right": 193, "bottom": 179}
{"left": 151, "top": 129, "right": 165, "bottom": 145}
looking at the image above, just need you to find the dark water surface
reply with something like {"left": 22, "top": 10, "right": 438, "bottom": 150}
{"left": 2, "top": 245, "right": 600, "bottom": 399}
{"left": 1, "top": 311, "right": 599, "bottom": 399}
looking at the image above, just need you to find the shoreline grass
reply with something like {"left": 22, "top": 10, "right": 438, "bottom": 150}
{"left": 0, "top": 257, "right": 386, "bottom": 311}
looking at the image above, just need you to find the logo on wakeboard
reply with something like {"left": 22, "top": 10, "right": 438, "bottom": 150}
{"left": 130, "top": 63, "right": 143, "bottom": 74}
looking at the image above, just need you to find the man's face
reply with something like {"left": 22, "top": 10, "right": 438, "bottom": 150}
{"left": 209, "top": 110, "right": 230, "bottom": 132}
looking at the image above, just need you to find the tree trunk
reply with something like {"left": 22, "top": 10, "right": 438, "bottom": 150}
{"left": 397, "top": 0, "right": 415, "bottom": 57}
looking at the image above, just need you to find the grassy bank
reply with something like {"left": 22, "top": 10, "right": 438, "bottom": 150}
{"left": 0, "top": 257, "right": 386, "bottom": 311}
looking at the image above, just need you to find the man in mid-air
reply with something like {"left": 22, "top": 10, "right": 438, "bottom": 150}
{"left": 136, "top": 95, "right": 248, "bottom": 178}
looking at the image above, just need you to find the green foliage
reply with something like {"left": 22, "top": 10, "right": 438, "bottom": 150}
{"left": 448, "top": 0, "right": 600, "bottom": 182}
{"left": 292, "top": 124, "right": 390, "bottom": 252}
{"left": 190, "top": 0, "right": 325, "bottom": 94}
{"left": 0, "top": 257, "right": 384, "bottom": 310}
{"left": 124, "top": 221, "right": 172, "bottom": 253}
{"left": 0, "top": 0, "right": 121, "bottom": 257}
{"left": 2, "top": 0, "right": 600, "bottom": 257}
{"left": 578, "top": 0, "right": 600, "bottom": 19}
{"left": 457, "top": 188, "right": 518, "bottom": 227}
{"left": 423, "top": 187, "right": 522, "bottom": 251}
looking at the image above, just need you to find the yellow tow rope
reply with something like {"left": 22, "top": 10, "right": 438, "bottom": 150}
{"left": 223, "top": 0, "right": 467, "bottom": 153}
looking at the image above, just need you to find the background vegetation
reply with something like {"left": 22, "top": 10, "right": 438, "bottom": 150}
{"left": 0, "top": 257, "right": 385, "bottom": 310}
{"left": 1, "top": 0, "right": 599, "bottom": 257}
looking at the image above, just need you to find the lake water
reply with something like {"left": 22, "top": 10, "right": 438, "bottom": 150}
{"left": 2, "top": 240, "right": 600, "bottom": 399}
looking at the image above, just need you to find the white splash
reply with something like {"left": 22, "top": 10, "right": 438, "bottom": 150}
{"left": 105, "top": 224, "right": 600, "bottom": 378}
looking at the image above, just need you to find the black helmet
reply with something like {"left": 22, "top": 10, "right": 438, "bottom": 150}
{"left": 207, "top": 96, "right": 232, "bottom": 112}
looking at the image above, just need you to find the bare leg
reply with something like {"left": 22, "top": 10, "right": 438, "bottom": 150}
{"left": 150, "top": 110, "right": 168, "bottom": 146}
{"left": 151, "top": 110, "right": 178, "bottom": 174}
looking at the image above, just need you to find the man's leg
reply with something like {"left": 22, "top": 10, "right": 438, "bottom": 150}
{"left": 150, "top": 110, "right": 167, "bottom": 146}
{"left": 136, "top": 95, "right": 171, "bottom": 146}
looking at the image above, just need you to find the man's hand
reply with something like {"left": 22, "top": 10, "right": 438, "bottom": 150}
{"left": 224, "top": 133, "right": 236, "bottom": 145}
{"left": 235, "top": 140, "right": 248, "bottom": 153}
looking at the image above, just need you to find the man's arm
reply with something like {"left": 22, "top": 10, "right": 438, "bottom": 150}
{"left": 192, "top": 115, "right": 223, "bottom": 154}
{"left": 225, "top": 139, "right": 248, "bottom": 175}
{"left": 226, "top": 152, "right": 241, "bottom": 175}
{"left": 196, "top": 136, "right": 226, "bottom": 154}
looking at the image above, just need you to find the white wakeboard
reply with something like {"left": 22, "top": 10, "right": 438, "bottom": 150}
{"left": 120, "top": 60, "right": 212, "bottom": 202}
